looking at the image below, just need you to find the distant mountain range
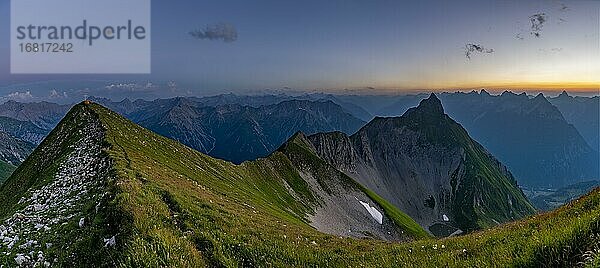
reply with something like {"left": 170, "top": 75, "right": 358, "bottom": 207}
{"left": 439, "top": 91, "right": 598, "bottom": 188}
{"left": 549, "top": 91, "right": 599, "bottom": 151}
{"left": 0, "top": 97, "right": 365, "bottom": 164}
{"left": 121, "top": 98, "right": 365, "bottom": 164}
{"left": 0, "top": 100, "right": 70, "bottom": 130}
{"left": 0, "top": 90, "right": 597, "bottom": 187}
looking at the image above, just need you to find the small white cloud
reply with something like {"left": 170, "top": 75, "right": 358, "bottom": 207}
{"left": 49, "top": 89, "right": 68, "bottom": 99}
{"left": 5, "top": 91, "right": 34, "bottom": 101}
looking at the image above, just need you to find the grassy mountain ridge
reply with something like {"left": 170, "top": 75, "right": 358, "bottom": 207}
{"left": 0, "top": 102, "right": 598, "bottom": 267}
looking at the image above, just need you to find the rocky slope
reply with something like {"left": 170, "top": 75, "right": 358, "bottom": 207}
{"left": 307, "top": 94, "right": 536, "bottom": 235}
{"left": 0, "top": 104, "right": 120, "bottom": 267}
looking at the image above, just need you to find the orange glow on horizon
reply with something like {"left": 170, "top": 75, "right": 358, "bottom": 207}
{"left": 322, "top": 81, "right": 599, "bottom": 96}
{"left": 439, "top": 81, "right": 600, "bottom": 92}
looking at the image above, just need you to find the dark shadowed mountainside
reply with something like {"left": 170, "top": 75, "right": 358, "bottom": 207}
{"left": 0, "top": 116, "right": 49, "bottom": 144}
{"left": 0, "top": 160, "right": 15, "bottom": 185}
{"left": 439, "top": 91, "right": 598, "bottom": 187}
{"left": 0, "top": 100, "right": 70, "bottom": 130}
{"left": 0, "top": 131, "right": 35, "bottom": 165}
{"left": 128, "top": 98, "right": 365, "bottom": 163}
{"left": 307, "top": 94, "right": 535, "bottom": 235}
{"left": 549, "top": 91, "right": 599, "bottom": 151}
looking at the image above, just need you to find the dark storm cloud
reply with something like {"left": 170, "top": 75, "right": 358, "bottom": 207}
{"left": 189, "top": 23, "right": 238, "bottom": 43}
{"left": 464, "top": 43, "right": 494, "bottom": 60}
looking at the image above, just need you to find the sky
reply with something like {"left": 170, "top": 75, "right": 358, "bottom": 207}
{"left": 0, "top": 0, "right": 598, "bottom": 101}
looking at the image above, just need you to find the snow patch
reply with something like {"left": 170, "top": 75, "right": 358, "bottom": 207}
{"left": 357, "top": 198, "right": 383, "bottom": 224}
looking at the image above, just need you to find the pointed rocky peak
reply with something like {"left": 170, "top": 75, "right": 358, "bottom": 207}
{"left": 480, "top": 89, "right": 491, "bottom": 96}
{"left": 533, "top": 93, "right": 550, "bottom": 104}
{"left": 168, "top": 97, "right": 200, "bottom": 111}
{"left": 289, "top": 131, "right": 308, "bottom": 142}
{"left": 501, "top": 90, "right": 522, "bottom": 98}
{"left": 500, "top": 90, "right": 528, "bottom": 100}
{"left": 558, "top": 90, "right": 570, "bottom": 98}
{"left": 387, "top": 93, "right": 447, "bottom": 131}
{"left": 278, "top": 131, "right": 318, "bottom": 154}
{"left": 414, "top": 93, "right": 444, "bottom": 115}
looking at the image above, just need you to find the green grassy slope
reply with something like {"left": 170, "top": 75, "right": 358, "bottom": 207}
{"left": 0, "top": 102, "right": 598, "bottom": 267}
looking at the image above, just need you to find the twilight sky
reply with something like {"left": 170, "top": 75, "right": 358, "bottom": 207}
{"left": 0, "top": 0, "right": 598, "bottom": 98}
